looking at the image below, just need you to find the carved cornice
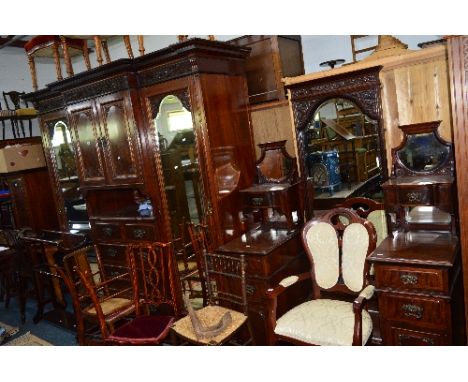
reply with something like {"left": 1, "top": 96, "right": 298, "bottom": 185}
{"left": 63, "top": 75, "right": 130, "bottom": 104}
{"left": 35, "top": 95, "right": 65, "bottom": 114}
{"left": 139, "top": 58, "right": 196, "bottom": 88}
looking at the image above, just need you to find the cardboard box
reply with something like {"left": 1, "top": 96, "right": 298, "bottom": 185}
{"left": 0, "top": 143, "right": 46, "bottom": 173}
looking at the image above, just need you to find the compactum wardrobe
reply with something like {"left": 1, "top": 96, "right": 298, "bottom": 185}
{"left": 24, "top": 39, "right": 256, "bottom": 313}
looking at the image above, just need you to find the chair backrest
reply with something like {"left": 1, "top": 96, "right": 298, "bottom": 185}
{"left": 339, "top": 197, "right": 389, "bottom": 246}
{"left": 126, "top": 242, "right": 180, "bottom": 316}
{"left": 203, "top": 252, "right": 248, "bottom": 316}
{"left": 302, "top": 207, "right": 377, "bottom": 296}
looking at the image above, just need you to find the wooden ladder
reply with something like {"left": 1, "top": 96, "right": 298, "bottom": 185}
{"left": 350, "top": 35, "right": 381, "bottom": 62}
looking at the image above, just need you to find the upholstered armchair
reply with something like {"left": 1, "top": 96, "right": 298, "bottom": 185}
{"left": 265, "top": 208, "right": 377, "bottom": 346}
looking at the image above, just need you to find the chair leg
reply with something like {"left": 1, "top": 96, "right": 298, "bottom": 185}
{"left": 27, "top": 55, "right": 38, "bottom": 91}
{"left": 94, "top": 36, "right": 103, "bottom": 66}
{"left": 52, "top": 40, "right": 64, "bottom": 80}
{"left": 60, "top": 36, "right": 73, "bottom": 77}
{"left": 137, "top": 35, "right": 145, "bottom": 56}
{"left": 102, "top": 40, "right": 111, "bottom": 64}
{"left": 123, "top": 36, "right": 134, "bottom": 59}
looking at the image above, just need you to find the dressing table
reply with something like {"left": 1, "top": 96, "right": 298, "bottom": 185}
{"left": 239, "top": 140, "right": 304, "bottom": 231}
{"left": 369, "top": 121, "right": 465, "bottom": 345}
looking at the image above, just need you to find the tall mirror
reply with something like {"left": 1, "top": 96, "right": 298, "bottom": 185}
{"left": 154, "top": 95, "right": 203, "bottom": 238}
{"left": 304, "top": 97, "right": 383, "bottom": 207}
{"left": 50, "top": 120, "right": 89, "bottom": 232}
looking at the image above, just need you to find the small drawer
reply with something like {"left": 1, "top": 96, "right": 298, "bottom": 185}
{"left": 124, "top": 224, "right": 156, "bottom": 242}
{"left": 374, "top": 265, "right": 447, "bottom": 293}
{"left": 93, "top": 223, "right": 122, "bottom": 241}
{"left": 379, "top": 293, "right": 449, "bottom": 330}
{"left": 97, "top": 244, "right": 127, "bottom": 265}
{"left": 388, "top": 326, "right": 447, "bottom": 346}
{"left": 398, "top": 188, "right": 432, "bottom": 206}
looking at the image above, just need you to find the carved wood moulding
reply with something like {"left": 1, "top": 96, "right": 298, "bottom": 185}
{"left": 288, "top": 66, "right": 383, "bottom": 131}
{"left": 63, "top": 75, "right": 130, "bottom": 104}
{"left": 150, "top": 88, "right": 192, "bottom": 119}
{"left": 139, "top": 58, "right": 196, "bottom": 88}
{"left": 35, "top": 95, "right": 65, "bottom": 114}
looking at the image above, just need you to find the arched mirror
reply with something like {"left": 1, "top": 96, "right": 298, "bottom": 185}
{"left": 304, "top": 97, "right": 382, "bottom": 203}
{"left": 50, "top": 120, "right": 89, "bottom": 232}
{"left": 153, "top": 95, "right": 203, "bottom": 238}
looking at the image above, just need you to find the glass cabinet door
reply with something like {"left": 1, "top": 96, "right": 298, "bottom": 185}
{"left": 45, "top": 117, "right": 89, "bottom": 232}
{"left": 152, "top": 94, "right": 204, "bottom": 239}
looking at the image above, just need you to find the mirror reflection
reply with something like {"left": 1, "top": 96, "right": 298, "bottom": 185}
{"left": 397, "top": 133, "right": 449, "bottom": 173}
{"left": 305, "top": 98, "right": 382, "bottom": 203}
{"left": 257, "top": 148, "right": 294, "bottom": 183}
{"left": 51, "top": 121, "right": 88, "bottom": 231}
{"left": 154, "top": 95, "right": 202, "bottom": 238}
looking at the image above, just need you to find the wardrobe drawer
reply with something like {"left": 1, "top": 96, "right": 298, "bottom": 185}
{"left": 374, "top": 265, "right": 447, "bottom": 293}
{"left": 97, "top": 243, "right": 127, "bottom": 265}
{"left": 397, "top": 188, "right": 433, "bottom": 206}
{"left": 124, "top": 223, "right": 156, "bottom": 242}
{"left": 379, "top": 293, "right": 450, "bottom": 330}
{"left": 93, "top": 222, "right": 122, "bottom": 241}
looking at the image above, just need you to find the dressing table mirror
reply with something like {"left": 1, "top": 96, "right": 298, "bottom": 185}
{"left": 382, "top": 121, "right": 456, "bottom": 233}
{"left": 240, "top": 140, "right": 303, "bottom": 231}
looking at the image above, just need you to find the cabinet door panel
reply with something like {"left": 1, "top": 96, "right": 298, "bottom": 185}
{"left": 98, "top": 97, "right": 141, "bottom": 184}
{"left": 69, "top": 104, "right": 106, "bottom": 185}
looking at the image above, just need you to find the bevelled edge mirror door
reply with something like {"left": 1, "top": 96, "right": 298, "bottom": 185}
{"left": 152, "top": 93, "right": 203, "bottom": 239}
{"left": 392, "top": 121, "right": 454, "bottom": 177}
{"left": 304, "top": 97, "right": 382, "bottom": 200}
{"left": 48, "top": 119, "right": 89, "bottom": 232}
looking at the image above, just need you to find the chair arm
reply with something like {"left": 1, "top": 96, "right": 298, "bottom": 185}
{"left": 266, "top": 272, "right": 312, "bottom": 301}
{"left": 264, "top": 272, "right": 311, "bottom": 345}
{"left": 353, "top": 285, "right": 375, "bottom": 312}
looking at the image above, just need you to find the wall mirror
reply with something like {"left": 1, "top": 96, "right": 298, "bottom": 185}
{"left": 50, "top": 120, "right": 89, "bottom": 232}
{"left": 287, "top": 66, "right": 385, "bottom": 214}
{"left": 153, "top": 94, "right": 203, "bottom": 238}
{"left": 304, "top": 97, "right": 382, "bottom": 202}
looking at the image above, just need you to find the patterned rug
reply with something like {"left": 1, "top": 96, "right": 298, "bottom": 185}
{"left": 4, "top": 331, "right": 52, "bottom": 346}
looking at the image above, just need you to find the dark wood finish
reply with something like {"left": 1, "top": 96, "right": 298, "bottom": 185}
{"left": 286, "top": 66, "right": 385, "bottom": 213}
{"left": 229, "top": 35, "right": 304, "bottom": 104}
{"left": 0, "top": 137, "right": 59, "bottom": 232}
{"left": 446, "top": 36, "right": 468, "bottom": 341}
{"left": 265, "top": 208, "right": 377, "bottom": 346}
{"left": 216, "top": 227, "right": 309, "bottom": 345}
{"left": 25, "top": 38, "right": 256, "bottom": 315}
{"left": 368, "top": 231, "right": 465, "bottom": 345}
{"left": 382, "top": 122, "right": 457, "bottom": 233}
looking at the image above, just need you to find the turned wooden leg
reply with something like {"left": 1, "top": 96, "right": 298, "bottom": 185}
{"left": 123, "top": 35, "right": 134, "bottom": 59}
{"left": 102, "top": 40, "right": 111, "bottom": 63}
{"left": 82, "top": 40, "right": 91, "bottom": 70}
{"left": 27, "top": 55, "right": 38, "bottom": 91}
{"left": 137, "top": 35, "right": 145, "bottom": 56}
{"left": 59, "top": 36, "right": 72, "bottom": 78}
{"left": 94, "top": 36, "right": 103, "bottom": 66}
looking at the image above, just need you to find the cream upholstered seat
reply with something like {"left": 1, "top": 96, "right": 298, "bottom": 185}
{"left": 275, "top": 297, "right": 373, "bottom": 346}
{"left": 266, "top": 208, "right": 377, "bottom": 346}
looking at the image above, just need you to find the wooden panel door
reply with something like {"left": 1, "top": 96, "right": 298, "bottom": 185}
{"left": 7, "top": 176, "right": 32, "bottom": 228}
{"left": 68, "top": 102, "right": 106, "bottom": 186}
{"left": 96, "top": 93, "right": 142, "bottom": 185}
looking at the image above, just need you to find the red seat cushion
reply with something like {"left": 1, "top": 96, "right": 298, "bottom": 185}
{"left": 108, "top": 315, "right": 175, "bottom": 345}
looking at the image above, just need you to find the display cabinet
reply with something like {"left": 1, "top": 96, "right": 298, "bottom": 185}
{"left": 25, "top": 38, "right": 257, "bottom": 313}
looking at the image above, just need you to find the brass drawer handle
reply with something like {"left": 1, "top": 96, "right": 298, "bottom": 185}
{"left": 102, "top": 227, "right": 114, "bottom": 237}
{"left": 400, "top": 273, "right": 418, "bottom": 285}
{"left": 406, "top": 192, "right": 423, "bottom": 203}
{"left": 132, "top": 228, "right": 146, "bottom": 239}
{"left": 251, "top": 197, "right": 264, "bottom": 206}
{"left": 246, "top": 284, "right": 256, "bottom": 295}
{"left": 398, "top": 333, "right": 435, "bottom": 345}
{"left": 402, "top": 303, "right": 423, "bottom": 319}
